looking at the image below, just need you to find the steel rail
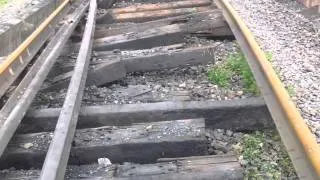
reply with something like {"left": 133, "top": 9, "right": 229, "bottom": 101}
{"left": 215, "top": 0, "right": 320, "bottom": 179}
{"left": 40, "top": 0, "right": 96, "bottom": 179}
{"left": 0, "top": 1, "right": 88, "bottom": 157}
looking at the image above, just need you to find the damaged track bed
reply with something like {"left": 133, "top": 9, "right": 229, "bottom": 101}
{"left": 0, "top": 0, "right": 318, "bottom": 179}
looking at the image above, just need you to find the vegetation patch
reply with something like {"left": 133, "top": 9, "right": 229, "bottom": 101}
{"left": 265, "top": 51, "right": 296, "bottom": 97}
{"left": 207, "top": 65, "right": 232, "bottom": 88}
{"left": 208, "top": 51, "right": 297, "bottom": 98}
{"left": 265, "top": 51, "right": 273, "bottom": 62}
{"left": 265, "top": 52, "right": 281, "bottom": 77}
{"left": 286, "top": 84, "right": 296, "bottom": 97}
{"left": 207, "top": 52, "right": 259, "bottom": 95}
{"left": 0, "top": 0, "right": 8, "bottom": 8}
{"left": 238, "top": 131, "right": 297, "bottom": 179}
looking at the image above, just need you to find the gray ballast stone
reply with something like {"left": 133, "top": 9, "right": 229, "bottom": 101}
{"left": 21, "top": 97, "right": 274, "bottom": 134}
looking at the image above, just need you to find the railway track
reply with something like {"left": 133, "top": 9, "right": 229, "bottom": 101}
{"left": 0, "top": 0, "right": 319, "bottom": 179}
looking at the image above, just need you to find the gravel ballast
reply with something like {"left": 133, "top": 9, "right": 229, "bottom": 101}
{"left": 228, "top": 0, "right": 320, "bottom": 139}
{"left": 0, "top": 129, "right": 296, "bottom": 179}
{"left": 32, "top": 40, "right": 256, "bottom": 108}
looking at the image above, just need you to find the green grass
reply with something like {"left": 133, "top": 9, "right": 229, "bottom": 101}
{"left": 265, "top": 52, "right": 296, "bottom": 97}
{"left": 207, "top": 65, "right": 232, "bottom": 88}
{"left": 265, "top": 51, "right": 273, "bottom": 62}
{"left": 207, "top": 51, "right": 297, "bottom": 98}
{"left": 286, "top": 85, "right": 296, "bottom": 97}
{"left": 0, "top": 0, "right": 8, "bottom": 7}
{"left": 265, "top": 51, "right": 282, "bottom": 77}
{"left": 225, "top": 53, "right": 259, "bottom": 95}
{"left": 240, "top": 131, "right": 296, "bottom": 179}
{"left": 207, "top": 52, "right": 259, "bottom": 95}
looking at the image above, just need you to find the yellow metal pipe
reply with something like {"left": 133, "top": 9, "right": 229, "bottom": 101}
{"left": 0, "top": 0, "right": 71, "bottom": 74}
{"left": 220, "top": 0, "right": 320, "bottom": 177}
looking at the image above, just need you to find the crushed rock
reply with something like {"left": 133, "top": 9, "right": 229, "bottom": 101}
{"left": 32, "top": 40, "right": 256, "bottom": 108}
{"left": 205, "top": 128, "right": 243, "bottom": 155}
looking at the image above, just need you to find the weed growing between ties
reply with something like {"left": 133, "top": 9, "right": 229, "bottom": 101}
{"left": 237, "top": 131, "right": 297, "bottom": 179}
{"left": 207, "top": 52, "right": 259, "bottom": 95}
{"left": 207, "top": 65, "right": 232, "bottom": 88}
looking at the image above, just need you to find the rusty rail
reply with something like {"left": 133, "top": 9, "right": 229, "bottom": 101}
{"left": 215, "top": 0, "right": 320, "bottom": 179}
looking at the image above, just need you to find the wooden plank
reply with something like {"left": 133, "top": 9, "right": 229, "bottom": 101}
{"left": 112, "top": 155, "right": 243, "bottom": 180}
{"left": 87, "top": 58, "right": 126, "bottom": 86}
{"left": 44, "top": 44, "right": 216, "bottom": 89}
{"left": 42, "top": 59, "right": 126, "bottom": 91}
{"left": 111, "top": 0, "right": 212, "bottom": 14}
{"left": 158, "top": 154, "right": 237, "bottom": 162}
{"left": 19, "top": 98, "right": 274, "bottom": 134}
{"left": 123, "top": 45, "right": 215, "bottom": 73}
{"left": 63, "top": 10, "right": 231, "bottom": 53}
{"left": 1, "top": 119, "right": 206, "bottom": 169}
{"left": 94, "top": 10, "right": 228, "bottom": 38}
{"left": 97, "top": 6, "right": 214, "bottom": 23}
{"left": 94, "top": 10, "right": 229, "bottom": 51}
{"left": 0, "top": 155, "right": 243, "bottom": 180}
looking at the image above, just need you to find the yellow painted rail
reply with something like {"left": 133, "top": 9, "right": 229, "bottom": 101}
{"left": 215, "top": 0, "right": 320, "bottom": 179}
{"left": 0, "top": 0, "right": 71, "bottom": 75}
